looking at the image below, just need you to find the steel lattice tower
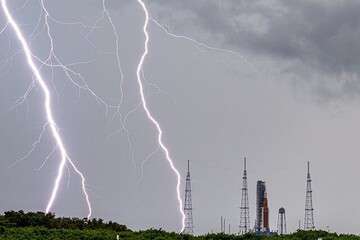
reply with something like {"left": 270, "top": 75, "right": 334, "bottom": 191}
{"left": 304, "top": 161, "right": 315, "bottom": 230}
{"left": 183, "top": 160, "right": 194, "bottom": 235}
{"left": 239, "top": 157, "right": 250, "bottom": 234}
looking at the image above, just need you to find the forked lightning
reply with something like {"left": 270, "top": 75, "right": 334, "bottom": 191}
{"left": 136, "top": 0, "right": 185, "bottom": 232}
{"left": 1, "top": 0, "right": 92, "bottom": 218}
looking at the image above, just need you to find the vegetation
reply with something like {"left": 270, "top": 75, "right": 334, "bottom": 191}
{"left": 0, "top": 210, "right": 127, "bottom": 231}
{"left": 0, "top": 211, "right": 359, "bottom": 240}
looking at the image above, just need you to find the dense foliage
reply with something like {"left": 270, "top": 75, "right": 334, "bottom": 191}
{"left": 0, "top": 210, "right": 127, "bottom": 231}
{"left": 0, "top": 211, "right": 359, "bottom": 240}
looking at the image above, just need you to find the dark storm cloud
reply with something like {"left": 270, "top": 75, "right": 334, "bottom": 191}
{"left": 150, "top": 0, "right": 360, "bottom": 78}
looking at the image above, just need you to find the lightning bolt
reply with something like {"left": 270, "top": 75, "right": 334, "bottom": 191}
{"left": 1, "top": 0, "right": 92, "bottom": 218}
{"left": 150, "top": 17, "right": 241, "bottom": 55}
{"left": 149, "top": 17, "right": 261, "bottom": 73}
{"left": 136, "top": 0, "right": 185, "bottom": 232}
{"left": 139, "top": 146, "right": 160, "bottom": 185}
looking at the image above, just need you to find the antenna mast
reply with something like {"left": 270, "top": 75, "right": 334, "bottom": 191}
{"left": 239, "top": 157, "right": 250, "bottom": 234}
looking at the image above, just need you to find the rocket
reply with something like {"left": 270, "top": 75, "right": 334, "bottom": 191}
{"left": 263, "top": 191, "right": 269, "bottom": 232}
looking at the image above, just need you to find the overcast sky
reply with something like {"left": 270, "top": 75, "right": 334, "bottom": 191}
{"left": 1, "top": 0, "right": 360, "bottom": 235}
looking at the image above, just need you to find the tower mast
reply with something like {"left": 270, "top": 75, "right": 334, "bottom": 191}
{"left": 304, "top": 161, "right": 315, "bottom": 230}
{"left": 183, "top": 160, "right": 194, "bottom": 234}
{"left": 239, "top": 157, "right": 250, "bottom": 234}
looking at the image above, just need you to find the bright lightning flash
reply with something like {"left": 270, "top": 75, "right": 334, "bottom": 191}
{"left": 136, "top": 0, "right": 185, "bottom": 232}
{"left": 1, "top": 0, "right": 92, "bottom": 218}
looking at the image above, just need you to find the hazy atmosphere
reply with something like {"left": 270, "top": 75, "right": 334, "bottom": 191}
{"left": 1, "top": 0, "right": 360, "bottom": 235}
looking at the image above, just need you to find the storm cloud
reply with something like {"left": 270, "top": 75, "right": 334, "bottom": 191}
{"left": 150, "top": 0, "right": 360, "bottom": 99}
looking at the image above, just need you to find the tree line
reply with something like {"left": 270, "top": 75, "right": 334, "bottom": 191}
{"left": 0, "top": 211, "right": 359, "bottom": 240}
{"left": 0, "top": 210, "right": 127, "bottom": 232}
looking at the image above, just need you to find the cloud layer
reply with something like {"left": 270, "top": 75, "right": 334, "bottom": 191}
{"left": 150, "top": 0, "right": 360, "bottom": 99}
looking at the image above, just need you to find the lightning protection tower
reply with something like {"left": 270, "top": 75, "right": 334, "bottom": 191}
{"left": 183, "top": 160, "right": 194, "bottom": 235}
{"left": 304, "top": 161, "right": 315, "bottom": 230}
{"left": 239, "top": 157, "right": 250, "bottom": 234}
{"left": 277, "top": 207, "right": 287, "bottom": 235}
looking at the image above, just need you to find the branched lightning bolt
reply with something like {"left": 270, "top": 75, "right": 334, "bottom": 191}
{"left": 138, "top": 146, "right": 160, "bottom": 184}
{"left": 38, "top": 0, "right": 112, "bottom": 113}
{"left": 1, "top": 0, "right": 92, "bottom": 218}
{"left": 136, "top": 0, "right": 185, "bottom": 232}
{"left": 102, "top": 0, "right": 124, "bottom": 109}
{"left": 150, "top": 18, "right": 241, "bottom": 55}
{"left": 35, "top": 145, "right": 56, "bottom": 171}
{"left": 8, "top": 123, "right": 48, "bottom": 169}
{"left": 150, "top": 17, "right": 262, "bottom": 73}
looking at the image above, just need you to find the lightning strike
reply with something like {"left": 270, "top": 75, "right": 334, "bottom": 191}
{"left": 139, "top": 146, "right": 160, "bottom": 185}
{"left": 156, "top": 14, "right": 266, "bottom": 86}
{"left": 9, "top": 123, "right": 48, "bottom": 169}
{"left": 38, "top": 0, "right": 113, "bottom": 113}
{"left": 1, "top": 0, "right": 92, "bottom": 218}
{"left": 101, "top": 0, "right": 139, "bottom": 170}
{"left": 35, "top": 146, "right": 57, "bottom": 171}
{"left": 102, "top": 0, "right": 124, "bottom": 109}
{"left": 150, "top": 17, "right": 262, "bottom": 74}
{"left": 150, "top": 18, "right": 241, "bottom": 55}
{"left": 136, "top": 0, "right": 185, "bottom": 232}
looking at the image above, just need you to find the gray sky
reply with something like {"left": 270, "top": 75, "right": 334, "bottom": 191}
{"left": 0, "top": 0, "right": 360, "bottom": 235}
